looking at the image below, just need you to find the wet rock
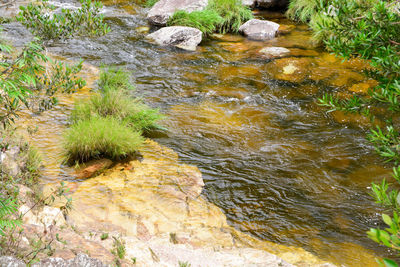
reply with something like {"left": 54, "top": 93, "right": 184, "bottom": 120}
{"left": 147, "top": 0, "right": 208, "bottom": 26}
{"left": 75, "top": 158, "right": 113, "bottom": 179}
{"left": 0, "top": 256, "right": 25, "bottom": 267}
{"left": 256, "top": 0, "right": 288, "bottom": 9}
{"left": 147, "top": 26, "right": 202, "bottom": 51}
{"left": 266, "top": 57, "right": 314, "bottom": 83}
{"left": 278, "top": 24, "right": 295, "bottom": 34}
{"left": 348, "top": 80, "right": 378, "bottom": 94}
{"left": 258, "top": 46, "right": 290, "bottom": 58}
{"left": 239, "top": 19, "right": 280, "bottom": 41}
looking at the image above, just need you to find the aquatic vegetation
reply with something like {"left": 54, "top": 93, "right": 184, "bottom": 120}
{"left": 63, "top": 116, "right": 144, "bottom": 164}
{"left": 167, "top": 0, "right": 253, "bottom": 34}
{"left": 18, "top": 0, "right": 110, "bottom": 41}
{"left": 167, "top": 10, "right": 223, "bottom": 35}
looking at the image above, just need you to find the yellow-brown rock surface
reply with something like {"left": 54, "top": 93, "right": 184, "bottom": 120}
{"left": 66, "top": 139, "right": 331, "bottom": 266}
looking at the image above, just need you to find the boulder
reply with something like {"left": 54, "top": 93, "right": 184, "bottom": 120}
{"left": 256, "top": 0, "right": 288, "bottom": 9}
{"left": 147, "top": 26, "right": 202, "bottom": 51}
{"left": 259, "top": 47, "right": 290, "bottom": 58}
{"left": 147, "top": 0, "right": 208, "bottom": 26}
{"left": 239, "top": 19, "right": 280, "bottom": 41}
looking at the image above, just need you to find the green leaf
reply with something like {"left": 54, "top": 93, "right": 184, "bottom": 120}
{"left": 383, "top": 258, "right": 398, "bottom": 267}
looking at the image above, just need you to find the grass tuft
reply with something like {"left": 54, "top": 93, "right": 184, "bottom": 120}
{"left": 167, "top": 0, "right": 253, "bottom": 34}
{"left": 98, "top": 67, "right": 135, "bottom": 93}
{"left": 208, "top": 0, "right": 253, "bottom": 33}
{"left": 167, "top": 10, "right": 223, "bottom": 35}
{"left": 71, "top": 89, "right": 163, "bottom": 132}
{"left": 63, "top": 116, "right": 144, "bottom": 164}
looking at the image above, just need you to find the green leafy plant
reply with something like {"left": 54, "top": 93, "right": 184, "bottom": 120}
{"left": 100, "top": 233, "right": 109, "bottom": 240}
{"left": 0, "top": 197, "right": 21, "bottom": 236}
{"left": 0, "top": 36, "right": 85, "bottom": 127}
{"left": 288, "top": 0, "right": 400, "bottom": 265}
{"left": 17, "top": 0, "right": 110, "bottom": 42}
{"left": 145, "top": 0, "right": 159, "bottom": 7}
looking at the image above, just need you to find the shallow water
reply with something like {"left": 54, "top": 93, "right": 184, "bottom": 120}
{"left": 2, "top": 1, "right": 395, "bottom": 265}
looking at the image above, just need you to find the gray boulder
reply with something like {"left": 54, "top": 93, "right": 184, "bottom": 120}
{"left": 146, "top": 26, "right": 202, "bottom": 51}
{"left": 239, "top": 19, "right": 280, "bottom": 41}
{"left": 256, "top": 0, "right": 288, "bottom": 9}
{"left": 147, "top": 0, "right": 208, "bottom": 26}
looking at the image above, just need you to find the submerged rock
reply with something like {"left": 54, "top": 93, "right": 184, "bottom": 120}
{"left": 75, "top": 158, "right": 113, "bottom": 179}
{"left": 147, "top": 0, "right": 208, "bottom": 25}
{"left": 239, "top": 19, "right": 280, "bottom": 41}
{"left": 258, "top": 46, "right": 290, "bottom": 58}
{"left": 256, "top": 0, "right": 288, "bottom": 9}
{"left": 266, "top": 57, "right": 314, "bottom": 83}
{"left": 146, "top": 26, "right": 202, "bottom": 51}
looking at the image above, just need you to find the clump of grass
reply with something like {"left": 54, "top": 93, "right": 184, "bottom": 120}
{"left": 71, "top": 89, "right": 163, "bottom": 132}
{"left": 167, "top": 0, "right": 253, "bottom": 34}
{"left": 98, "top": 67, "right": 134, "bottom": 92}
{"left": 208, "top": 0, "right": 253, "bottom": 33}
{"left": 63, "top": 117, "right": 144, "bottom": 164}
{"left": 145, "top": 0, "right": 158, "bottom": 7}
{"left": 167, "top": 10, "right": 223, "bottom": 35}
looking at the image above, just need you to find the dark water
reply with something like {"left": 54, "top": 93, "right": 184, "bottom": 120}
{"left": 2, "top": 1, "right": 395, "bottom": 265}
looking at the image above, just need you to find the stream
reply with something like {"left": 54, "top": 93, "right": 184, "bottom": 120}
{"left": 2, "top": 0, "right": 395, "bottom": 266}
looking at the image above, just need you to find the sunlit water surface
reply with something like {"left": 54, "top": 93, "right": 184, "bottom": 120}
{"left": 2, "top": 1, "right": 396, "bottom": 265}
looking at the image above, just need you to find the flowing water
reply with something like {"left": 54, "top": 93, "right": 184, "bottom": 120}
{"left": 2, "top": 1, "right": 395, "bottom": 266}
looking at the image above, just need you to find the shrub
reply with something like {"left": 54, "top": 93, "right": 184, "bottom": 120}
{"left": 17, "top": 0, "right": 110, "bottom": 41}
{"left": 98, "top": 67, "right": 135, "bottom": 92}
{"left": 167, "top": 0, "right": 253, "bottom": 34}
{"left": 167, "top": 10, "right": 223, "bottom": 35}
{"left": 63, "top": 117, "right": 144, "bottom": 164}
{"left": 288, "top": 0, "right": 400, "bottom": 265}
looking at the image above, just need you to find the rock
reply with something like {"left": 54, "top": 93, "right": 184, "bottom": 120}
{"left": 147, "top": 26, "right": 202, "bottom": 51}
{"left": 265, "top": 57, "right": 314, "bottom": 83}
{"left": 1, "top": 146, "right": 21, "bottom": 177}
{"left": 20, "top": 205, "right": 65, "bottom": 228}
{"left": 258, "top": 46, "right": 290, "bottom": 58}
{"left": 147, "top": 0, "right": 208, "bottom": 26}
{"left": 239, "top": 19, "right": 280, "bottom": 41}
{"left": 256, "top": 0, "right": 288, "bottom": 9}
{"left": 242, "top": 0, "right": 256, "bottom": 7}
{"left": 278, "top": 24, "right": 295, "bottom": 34}
{"left": 32, "top": 253, "right": 107, "bottom": 267}
{"left": 0, "top": 256, "right": 25, "bottom": 267}
{"left": 75, "top": 158, "right": 113, "bottom": 179}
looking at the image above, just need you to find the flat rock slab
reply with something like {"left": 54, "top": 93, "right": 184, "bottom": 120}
{"left": 147, "top": 0, "right": 208, "bottom": 26}
{"left": 146, "top": 26, "right": 202, "bottom": 51}
{"left": 239, "top": 19, "right": 280, "bottom": 41}
{"left": 259, "top": 46, "right": 290, "bottom": 58}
